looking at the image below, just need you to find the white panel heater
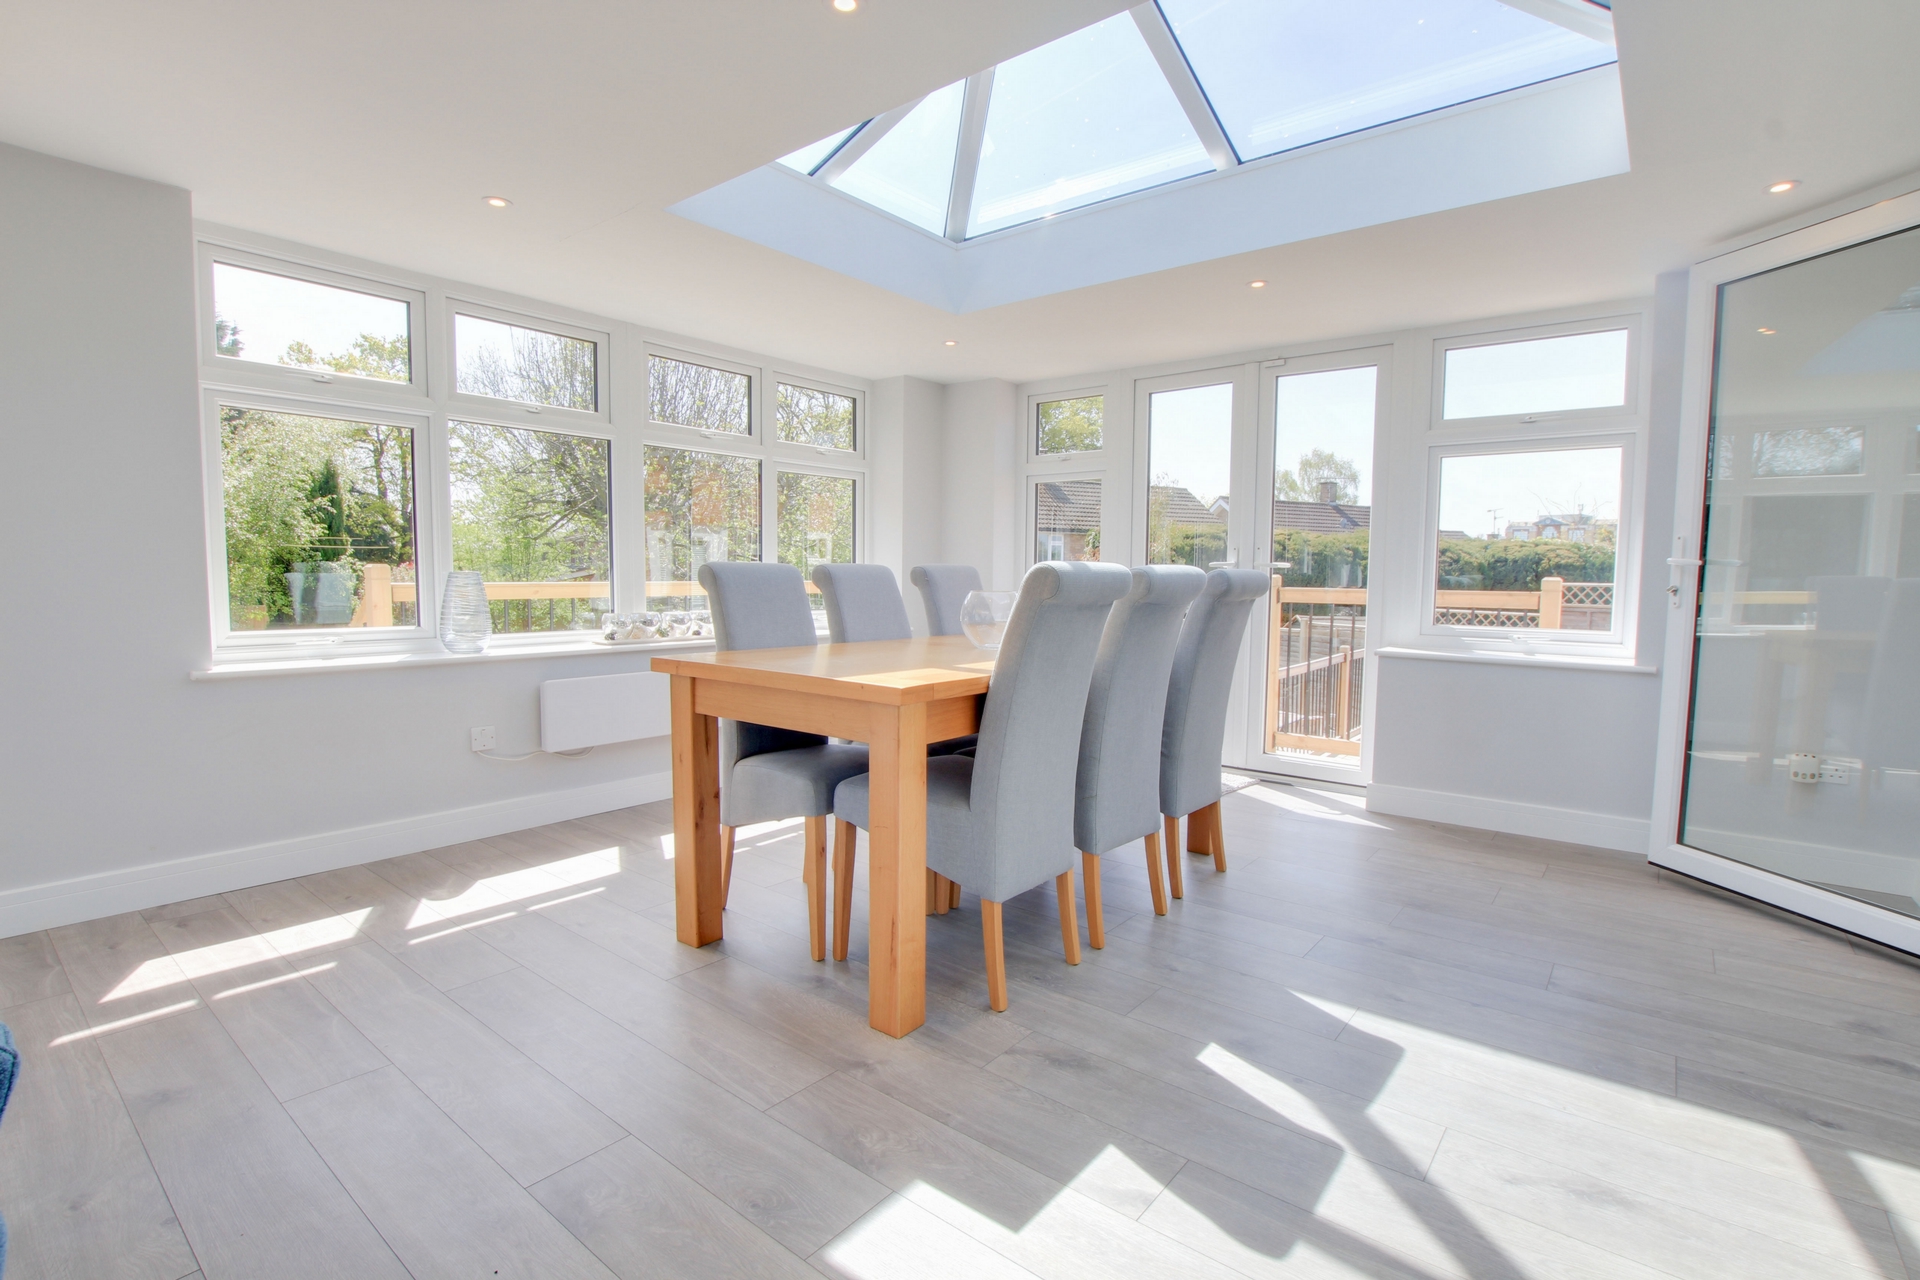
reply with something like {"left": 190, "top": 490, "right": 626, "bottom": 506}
{"left": 540, "top": 672, "right": 672, "bottom": 752}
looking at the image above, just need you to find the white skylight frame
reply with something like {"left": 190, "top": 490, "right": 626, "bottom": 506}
{"left": 768, "top": 0, "right": 1614, "bottom": 246}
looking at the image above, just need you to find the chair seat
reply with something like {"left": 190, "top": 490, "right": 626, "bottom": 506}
{"left": 728, "top": 744, "right": 870, "bottom": 827}
{"left": 929, "top": 734, "right": 977, "bottom": 755}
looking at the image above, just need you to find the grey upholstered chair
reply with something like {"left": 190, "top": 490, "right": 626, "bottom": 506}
{"left": 698, "top": 561, "right": 870, "bottom": 961}
{"left": 835, "top": 560, "right": 1131, "bottom": 1009}
{"left": 1159, "top": 568, "right": 1267, "bottom": 898}
{"left": 810, "top": 567, "right": 974, "bottom": 954}
{"left": 911, "top": 563, "right": 984, "bottom": 636}
{"left": 1074, "top": 565, "right": 1207, "bottom": 944}
{"left": 811, "top": 563, "right": 914, "bottom": 642}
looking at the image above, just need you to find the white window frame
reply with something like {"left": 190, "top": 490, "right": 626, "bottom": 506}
{"left": 445, "top": 297, "right": 610, "bottom": 427}
{"left": 198, "top": 242, "right": 428, "bottom": 405}
{"left": 769, "top": 374, "right": 865, "bottom": 463}
{"left": 199, "top": 386, "right": 438, "bottom": 655}
{"left": 1132, "top": 365, "right": 1250, "bottom": 568}
{"left": 1028, "top": 386, "right": 1110, "bottom": 466}
{"left": 195, "top": 230, "right": 871, "bottom": 665}
{"left": 1027, "top": 467, "right": 1106, "bottom": 567}
{"left": 644, "top": 344, "right": 759, "bottom": 446}
{"left": 1430, "top": 313, "right": 1642, "bottom": 432}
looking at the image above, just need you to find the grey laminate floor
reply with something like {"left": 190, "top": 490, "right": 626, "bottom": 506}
{"left": 5, "top": 782, "right": 1920, "bottom": 1278}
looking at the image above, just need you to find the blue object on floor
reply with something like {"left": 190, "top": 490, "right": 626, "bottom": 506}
{"left": 0, "top": 1020, "right": 14, "bottom": 1279}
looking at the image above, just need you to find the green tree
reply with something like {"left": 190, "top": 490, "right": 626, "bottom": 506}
{"left": 1435, "top": 537, "right": 1615, "bottom": 591}
{"left": 1276, "top": 450, "right": 1360, "bottom": 504}
{"left": 1037, "top": 397, "right": 1103, "bottom": 453}
{"left": 450, "top": 422, "right": 610, "bottom": 630}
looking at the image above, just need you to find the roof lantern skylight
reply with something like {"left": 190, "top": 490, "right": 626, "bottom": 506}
{"left": 676, "top": 0, "right": 1625, "bottom": 310}
{"left": 770, "top": 0, "right": 1615, "bottom": 242}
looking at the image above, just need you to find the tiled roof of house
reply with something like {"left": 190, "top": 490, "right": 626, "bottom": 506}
{"left": 1035, "top": 478, "right": 1103, "bottom": 530}
{"left": 1149, "top": 485, "right": 1222, "bottom": 526}
{"left": 1272, "top": 500, "right": 1370, "bottom": 533}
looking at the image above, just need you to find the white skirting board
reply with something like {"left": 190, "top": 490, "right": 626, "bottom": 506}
{"left": 0, "top": 771, "right": 673, "bottom": 940}
{"left": 1364, "top": 782, "right": 1652, "bottom": 854}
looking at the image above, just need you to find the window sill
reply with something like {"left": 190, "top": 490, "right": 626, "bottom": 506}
{"left": 193, "top": 635, "right": 717, "bottom": 681}
{"left": 1376, "top": 646, "right": 1658, "bottom": 675}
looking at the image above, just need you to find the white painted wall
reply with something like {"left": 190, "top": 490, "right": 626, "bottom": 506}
{"left": 0, "top": 145, "right": 663, "bottom": 934}
{"left": 942, "top": 379, "right": 1023, "bottom": 591}
{"left": 868, "top": 375, "right": 948, "bottom": 633}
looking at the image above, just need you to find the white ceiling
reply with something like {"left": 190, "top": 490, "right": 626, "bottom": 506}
{"left": 5, "top": 1, "right": 1920, "bottom": 385}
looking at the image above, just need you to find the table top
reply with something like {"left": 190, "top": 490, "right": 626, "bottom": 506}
{"left": 651, "top": 635, "right": 995, "bottom": 705}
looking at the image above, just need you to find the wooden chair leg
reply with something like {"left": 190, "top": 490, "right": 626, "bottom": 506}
{"left": 981, "top": 901, "right": 1008, "bottom": 1012}
{"left": 1142, "top": 832, "right": 1168, "bottom": 916}
{"left": 1055, "top": 869, "right": 1082, "bottom": 966}
{"left": 720, "top": 825, "right": 736, "bottom": 908}
{"left": 926, "top": 867, "right": 939, "bottom": 915}
{"left": 832, "top": 819, "right": 857, "bottom": 961}
{"left": 804, "top": 816, "right": 828, "bottom": 961}
{"left": 948, "top": 878, "right": 962, "bottom": 910}
{"left": 1188, "top": 805, "right": 1211, "bottom": 853}
{"left": 1081, "top": 851, "right": 1106, "bottom": 947}
{"left": 1209, "top": 802, "right": 1227, "bottom": 873}
{"left": 1163, "top": 814, "right": 1185, "bottom": 899}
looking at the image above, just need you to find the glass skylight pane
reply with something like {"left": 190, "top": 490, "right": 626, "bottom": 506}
{"left": 776, "top": 125, "right": 860, "bottom": 176}
{"left": 829, "top": 80, "right": 965, "bottom": 235}
{"left": 1159, "top": 0, "right": 1615, "bottom": 163}
{"left": 969, "top": 13, "right": 1211, "bottom": 237}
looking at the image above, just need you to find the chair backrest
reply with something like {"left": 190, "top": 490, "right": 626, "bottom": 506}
{"left": 962, "top": 561, "right": 1131, "bottom": 901}
{"left": 812, "top": 563, "right": 912, "bottom": 643}
{"left": 697, "top": 561, "right": 823, "bottom": 765}
{"left": 1864, "top": 578, "right": 1920, "bottom": 771}
{"left": 1160, "top": 568, "right": 1267, "bottom": 819}
{"left": 1075, "top": 565, "right": 1208, "bottom": 856}
{"left": 911, "top": 564, "right": 984, "bottom": 636}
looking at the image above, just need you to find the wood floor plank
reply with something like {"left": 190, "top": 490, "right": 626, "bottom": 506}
{"left": 0, "top": 993, "right": 199, "bottom": 1280}
{"left": 772, "top": 1071, "right": 1249, "bottom": 1280}
{"left": 286, "top": 1065, "right": 618, "bottom": 1280}
{"left": 143, "top": 906, "right": 388, "bottom": 1102}
{"left": 470, "top": 907, "right": 833, "bottom": 1110}
{"left": 811, "top": 1194, "right": 1042, "bottom": 1280}
{"left": 303, "top": 942, "right": 623, "bottom": 1185}
{"left": 49, "top": 911, "right": 201, "bottom": 1028}
{"left": 0, "top": 928, "right": 70, "bottom": 1006}
{"left": 530, "top": 1135, "right": 816, "bottom": 1280}
{"left": 296, "top": 862, "right": 519, "bottom": 992}
{"left": 448, "top": 965, "right": 889, "bottom": 1255}
{"left": 94, "top": 1006, "right": 409, "bottom": 1280}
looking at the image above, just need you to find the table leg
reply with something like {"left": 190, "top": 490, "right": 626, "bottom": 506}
{"left": 671, "top": 675, "right": 724, "bottom": 947}
{"left": 867, "top": 702, "right": 928, "bottom": 1037}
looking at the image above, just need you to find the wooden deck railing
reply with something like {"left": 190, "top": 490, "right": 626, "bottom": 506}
{"left": 349, "top": 564, "right": 819, "bottom": 628}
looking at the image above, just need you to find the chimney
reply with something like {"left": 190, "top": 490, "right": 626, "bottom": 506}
{"left": 1318, "top": 480, "right": 1339, "bottom": 504}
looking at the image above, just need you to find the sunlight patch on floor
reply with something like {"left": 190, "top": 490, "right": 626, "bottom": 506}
{"left": 405, "top": 848, "right": 619, "bottom": 927}
{"left": 1237, "top": 784, "right": 1390, "bottom": 829}
{"left": 212, "top": 961, "right": 336, "bottom": 1000}
{"left": 104, "top": 909, "right": 371, "bottom": 1001}
{"left": 51, "top": 1000, "right": 199, "bottom": 1044}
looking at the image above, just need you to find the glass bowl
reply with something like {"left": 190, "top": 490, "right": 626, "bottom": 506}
{"left": 960, "top": 590, "right": 1016, "bottom": 651}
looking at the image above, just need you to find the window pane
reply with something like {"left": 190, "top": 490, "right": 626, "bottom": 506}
{"left": 777, "top": 472, "right": 856, "bottom": 599}
{"left": 1442, "top": 328, "right": 1629, "bottom": 419}
{"left": 644, "top": 446, "right": 760, "bottom": 614}
{"left": 1146, "top": 383, "right": 1233, "bottom": 566}
{"left": 830, "top": 79, "right": 966, "bottom": 235}
{"left": 777, "top": 124, "right": 861, "bottom": 175}
{"left": 967, "top": 13, "right": 1211, "bottom": 237}
{"left": 1269, "top": 366, "right": 1376, "bottom": 761}
{"left": 1158, "top": 0, "right": 1614, "bottom": 163}
{"left": 454, "top": 315, "right": 596, "bottom": 411}
{"left": 777, "top": 384, "right": 855, "bottom": 450}
{"left": 219, "top": 406, "right": 416, "bottom": 631}
{"left": 1433, "top": 447, "right": 1621, "bottom": 630}
{"left": 212, "top": 263, "right": 410, "bottom": 382}
{"left": 1037, "top": 395, "right": 1103, "bottom": 454}
{"left": 650, "top": 356, "right": 750, "bottom": 434}
{"left": 1034, "top": 479, "right": 1102, "bottom": 563}
{"left": 449, "top": 422, "right": 610, "bottom": 634}
{"left": 1751, "top": 425, "right": 1865, "bottom": 477}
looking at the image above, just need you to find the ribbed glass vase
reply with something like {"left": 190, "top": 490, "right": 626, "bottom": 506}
{"left": 439, "top": 571, "right": 492, "bottom": 654}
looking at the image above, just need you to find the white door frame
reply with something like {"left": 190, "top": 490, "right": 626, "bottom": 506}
{"left": 1648, "top": 184, "right": 1920, "bottom": 956}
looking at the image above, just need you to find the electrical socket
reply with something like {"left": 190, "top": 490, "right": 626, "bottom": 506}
{"left": 470, "top": 726, "right": 496, "bottom": 753}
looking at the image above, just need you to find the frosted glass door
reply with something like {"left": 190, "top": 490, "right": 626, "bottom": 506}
{"left": 1679, "top": 225, "right": 1920, "bottom": 918}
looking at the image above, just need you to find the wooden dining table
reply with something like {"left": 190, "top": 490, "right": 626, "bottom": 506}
{"left": 650, "top": 636, "right": 993, "bottom": 1037}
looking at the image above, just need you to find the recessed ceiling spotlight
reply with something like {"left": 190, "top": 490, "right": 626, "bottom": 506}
{"left": 832, "top": 0, "right": 857, "bottom": 11}
{"left": 484, "top": 196, "right": 511, "bottom": 207}
{"left": 1249, "top": 280, "right": 1267, "bottom": 288}
{"left": 1757, "top": 327, "right": 1776, "bottom": 334}
{"left": 944, "top": 339, "right": 957, "bottom": 346}
{"left": 1768, "top": 180, "right": 1798, "bottom": 194}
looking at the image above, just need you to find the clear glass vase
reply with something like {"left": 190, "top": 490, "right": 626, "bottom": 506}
{"left": 439, "top": 571, "right": 492, "bottom": 654}
{"left": 960, "top": 590, "right": 1016, "bottom": 651}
